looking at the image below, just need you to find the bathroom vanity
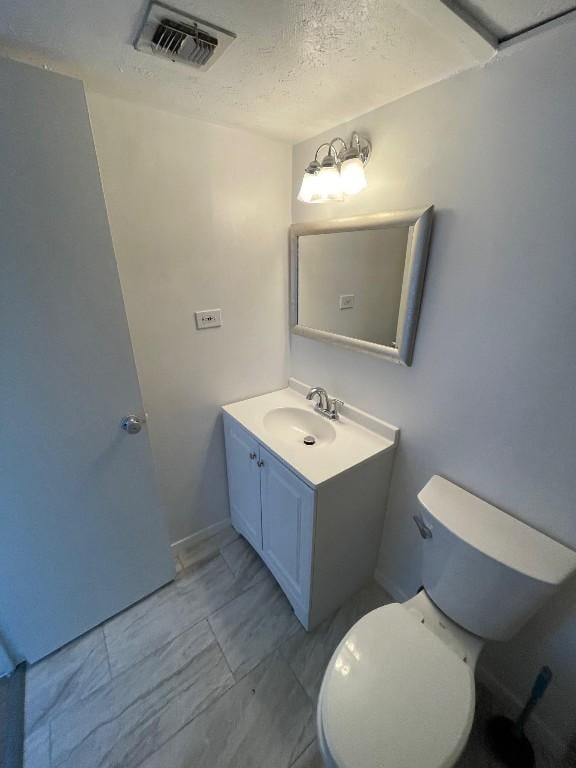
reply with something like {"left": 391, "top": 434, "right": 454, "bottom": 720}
{"left": 222, "top": 380, "right": 398, "bottom": 629}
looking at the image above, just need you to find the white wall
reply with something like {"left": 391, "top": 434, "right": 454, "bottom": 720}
{"left": 292, "top": 19, "right": 576, "bottom": 755}
{"left": 298, "top": 228, "right": 407, "bottom": 345}
{"left": 87, "top": 93, "right": 291, "bottom": 544}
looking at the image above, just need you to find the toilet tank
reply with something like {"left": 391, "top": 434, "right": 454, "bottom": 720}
{"left": 417, "top": 476, "right": 576, "bottom": 641}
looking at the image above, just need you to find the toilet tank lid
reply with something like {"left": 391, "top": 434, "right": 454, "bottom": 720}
{"left": 418, "top": 476, "right": 576, "bottom": 585}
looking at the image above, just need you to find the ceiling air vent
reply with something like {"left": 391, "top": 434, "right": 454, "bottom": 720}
{"left": 135, "top": 2, "right": 236, "bottom": 71}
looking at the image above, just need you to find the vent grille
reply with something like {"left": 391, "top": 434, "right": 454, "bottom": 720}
{"left": 135, "top": 2, "right": 236, "bottom": 71}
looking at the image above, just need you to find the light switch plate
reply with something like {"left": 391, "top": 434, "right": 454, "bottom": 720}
{"left": 195, "top": 309, "right": 222, "bottom": 329}
{"left": 339, "top": 294, "right": 355, "bottom": 310}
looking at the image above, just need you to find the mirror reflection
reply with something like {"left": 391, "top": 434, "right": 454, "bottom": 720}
{"left": 298, "top": 226, "right": 413, "bottom": 348}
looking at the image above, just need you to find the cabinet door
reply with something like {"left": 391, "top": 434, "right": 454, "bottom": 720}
{"left": 260, "top": 447, "right": 314, "bottom": 609}
{"left": 224, "top": 416, "right": 262, "bottom": 550}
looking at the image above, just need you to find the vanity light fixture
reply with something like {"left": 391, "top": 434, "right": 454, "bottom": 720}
{"left": 297, "top": 132, "right": 371, "bottom": 204}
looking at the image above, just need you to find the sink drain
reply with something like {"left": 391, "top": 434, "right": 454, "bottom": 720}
{"left": 303, "top": 435, "right": 316, "bottom": 446}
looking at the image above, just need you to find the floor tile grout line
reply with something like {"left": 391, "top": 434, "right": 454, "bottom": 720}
{"left": 119, "top": 670, "right": 238, "bottom": 768}
{"left": 176, "top": 528, "right": 239, "bottom": 573}
{"left": 103, "top": 608, "right": 225, "bottom": 682}
{"left": 283, "top": 655, "right": 318, "bottom": 708}
{"left": 54, "top": 611, "right": 236, "bottom": 726}
{"left": 31, "top": 536, "right": 307, "bottom": 767}
{"left": 287, "top": 736, "right": 318, "bottom": 768}
{"left": 37, "top": 570, "right": 354, "bottom": 729}
{"left": 47, "top": 718, "right": 54, "bottom": 768}
{"left": 101, "top": 625, "right": 114, "bottom": 683}
{"left": 51, "top": 626, "right": 241, "bottom": 768}
{"left": 137, "top": 645, "right": 243, "bottom": 766}
{"left": 284, "top": 648, "right": 320, "bottom": 711}
{"left": 178, "top": 548, "right": 262, "bottom": 605}
{"left": 178, "top": 533, "right": 270, "bottom": 600}
{"left": 229, "top": 610, "right": 302, "bottom": 685}
{"left": 90, "top": 558, "right": 256, "bottom": 684}
{"left": 174, "top": 553, "right": 221, "bottom": 577}
{"left": 218, "top": 550, "right": 271, "bottom": 597}
{"left": 25, "top": 631, "right": 115, "bottom": 744}
{"left": 28, "top": 571, "right": 334, "bottom": 758}
{"left": 217, "top": 544, "right": 237, "bottom": 581}
{"left": 202, "top": 566, "right": 286, "bottom": 628}
{"left": 279, "top": 654, "right": 318, "bottom": 768}
{"left": 134, "top": 645, "right": 286, "bottom": 768}
{"left": 104, "top": 562, "right": 280, "bottom": 685}
{"left": 206, "top": 616, "right": 235, "bottom": 679}
{"left": 178, "top": 530, "right": 263, "bottom": 595}
{"left": 104, "top": 555, "right": 261, "bottom": 681}
{"left": 219, "top": 551, "right": 238, "bottom": 580}
{"left": 202, "top": 579, "right": 264, "bottom": 631}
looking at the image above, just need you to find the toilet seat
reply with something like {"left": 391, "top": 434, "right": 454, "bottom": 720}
{"left": 318, "top": 603, "right": 475, "bottom": 768}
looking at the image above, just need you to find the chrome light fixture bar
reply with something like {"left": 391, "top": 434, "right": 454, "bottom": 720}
{"left": 297, "top": 132, "right": 371, "bottom": 204}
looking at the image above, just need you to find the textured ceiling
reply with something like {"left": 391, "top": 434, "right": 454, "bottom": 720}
{"left": 453, "top": 0, "right": 576, "bottom": 39}
{"left": 0, "top": 0, "right": 486, "bottom": 143}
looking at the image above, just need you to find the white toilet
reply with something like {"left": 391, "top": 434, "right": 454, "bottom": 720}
{"left": 317, "top": 475, "right": 576, "bottom": 768}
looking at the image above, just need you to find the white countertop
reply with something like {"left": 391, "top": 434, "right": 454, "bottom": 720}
{"left": 222, "top": 380, "right": 398, "bottom": 487}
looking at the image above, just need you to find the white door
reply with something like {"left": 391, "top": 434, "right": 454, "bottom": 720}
{"left": 260, "top": 448, "right": 314, "bottom": 609}
{"left": 223, "top": 417, "right": 262, "bottom": 550}
{"left": 0, "top": 58, "right": 174, "bottom": 664}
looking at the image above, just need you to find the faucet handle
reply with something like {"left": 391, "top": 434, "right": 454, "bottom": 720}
{"left": 330, "top": 399, "right": 344, "bottom": 419}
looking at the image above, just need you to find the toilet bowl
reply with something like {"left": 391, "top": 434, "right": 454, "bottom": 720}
{"left": 317, "top": 592, "right": 480, "bottom": 768}
{"left": 317, "top": 475, "right": 576, "bottom": 768}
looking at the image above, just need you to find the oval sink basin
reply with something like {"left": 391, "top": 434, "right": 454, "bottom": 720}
{"left": 263, "top": 407, "right": 336, "bottom": 448}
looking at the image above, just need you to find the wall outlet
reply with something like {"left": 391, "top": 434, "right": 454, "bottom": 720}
{"left": 195, "top": 309, "right": 222, "bottom": 329}
{"left": 339, "top": 294, "right": 355, "bottom": 310}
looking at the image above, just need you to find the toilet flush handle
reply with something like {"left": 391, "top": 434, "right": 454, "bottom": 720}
{"left": 413, "top": 514, "right": 433, "bottom": 540}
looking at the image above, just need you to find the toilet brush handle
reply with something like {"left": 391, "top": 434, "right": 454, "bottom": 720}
{"left": 531, "top": 666, "right": 552, "bottom": 700}
{"left": 515, "top": 666, "right": 552, "bottom": 735}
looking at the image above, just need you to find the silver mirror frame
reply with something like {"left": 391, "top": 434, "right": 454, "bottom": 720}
{"left": 290, "top": 206, "right": 434, "bottom": 366}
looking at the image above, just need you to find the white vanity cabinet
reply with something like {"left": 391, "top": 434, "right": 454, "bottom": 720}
{"left": 224, "top": 418, "right": 262, "bottom": 550}
{"left": 260, "top": 446, "right": 314, "bottom": 613}
{"left": 224, "top": 417, "right": 314, "bottom": 616}
{"left": 223, "top": 393, "right": 397, "bottom": 630}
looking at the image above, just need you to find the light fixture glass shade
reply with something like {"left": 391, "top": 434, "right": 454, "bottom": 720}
{"left": 340, "top": 156, "right": 367, "bottom": 195}
{"left": 297, "top": 170, "right": 319, "bottom": 203}
{"left": 317, "top": 164, "right": 343, "bottom": 201}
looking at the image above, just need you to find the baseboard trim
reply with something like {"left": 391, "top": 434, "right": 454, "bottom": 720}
{"left": 171, "top": 519, "right": 232, "bottom": 555}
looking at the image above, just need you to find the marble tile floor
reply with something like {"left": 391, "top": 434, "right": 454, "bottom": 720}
{"left": 24, "top": 525, "right": 563, "bottom": 768}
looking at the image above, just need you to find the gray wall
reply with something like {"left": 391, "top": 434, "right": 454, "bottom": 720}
{"left": 292, "top": 19, "right": 576, "bottom": 754}
{"left": 87, "top": 93, "right": 291, "bottom": 544}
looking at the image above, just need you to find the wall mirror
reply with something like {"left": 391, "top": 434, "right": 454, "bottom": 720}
{"left": 290, "top": 206, "right": 434, "bottom": 365}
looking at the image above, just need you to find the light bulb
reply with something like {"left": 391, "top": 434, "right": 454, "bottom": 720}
{"left": 340, "top": 156, "right": 367, "bottom": 195}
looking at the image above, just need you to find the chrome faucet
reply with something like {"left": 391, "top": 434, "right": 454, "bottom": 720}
{"left": 306, "top": 386, "right": 344, "bottom": 421}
